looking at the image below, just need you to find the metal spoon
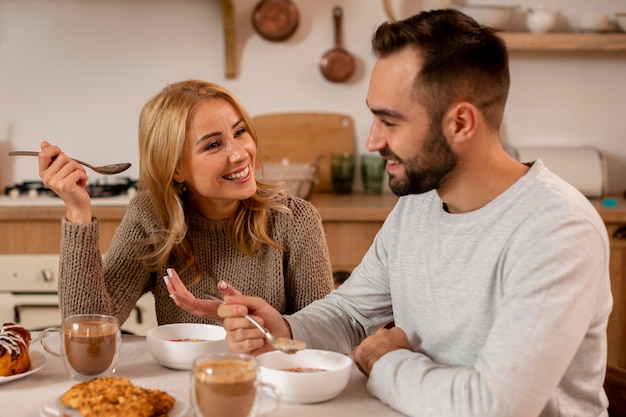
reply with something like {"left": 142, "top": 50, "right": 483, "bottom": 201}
{"left": 8, "top": 151, "right": 131, "bottom": 175}
{"left": 205, "top": 294, "right": 306, "bottom": 354}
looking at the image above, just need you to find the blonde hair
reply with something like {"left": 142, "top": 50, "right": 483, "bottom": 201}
{"left": 137, "top": 80, "right": 288, "bottom": 276}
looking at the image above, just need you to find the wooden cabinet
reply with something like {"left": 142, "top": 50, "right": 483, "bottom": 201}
{"left": 0, "top": 206, "right": 126, "bottom": 254}
{"left": 312, "top": 193, "right": 398, "bottom": 272}
{"left": 606, "top": 222, "right": 626, "bottom": 368}
{"left": 592, "top": 199, "right": 626, "bottom": 368}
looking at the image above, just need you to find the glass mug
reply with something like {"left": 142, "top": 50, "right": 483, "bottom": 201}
{"left": 40, "top": 314, "right": 121, "bottom": 381}
{"left": 191, "top": 352, "right": 281, "bottom": 417}
{"left": 361, "top": 153, "right": 387, "bottom": 194}
{"left": 330, "top": 152, "right": 356, "bottom": 194}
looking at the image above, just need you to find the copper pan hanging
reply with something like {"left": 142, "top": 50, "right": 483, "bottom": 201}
{"left": 252, "top": 0, "right": 300, "bottom": 42}
{"left": 319, "top": 6, "right": 355, "bottom": 83}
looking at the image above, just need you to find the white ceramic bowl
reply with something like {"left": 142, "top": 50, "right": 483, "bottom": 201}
{"left": 258, "top": 349, "right": 352, "bottom": 404}
{"left": 569, "top": 13, "right": 612, "bottom": 33}
{"left": 146, "top": 323, "right": 228, "bottom": 370}
{"left": 451, "top": 4, "right": 516, "bottom": 29}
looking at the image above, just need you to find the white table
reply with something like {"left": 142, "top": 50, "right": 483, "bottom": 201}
{"left": 1, "top": 334, "right": 405, "bottom": 417}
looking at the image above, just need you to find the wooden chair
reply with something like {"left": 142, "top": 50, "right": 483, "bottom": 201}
{"left": 605, "top": 365, "right": 626, "bottom": 417}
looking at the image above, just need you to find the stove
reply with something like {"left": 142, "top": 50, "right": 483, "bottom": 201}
{"left": 0, "top": 178, "right": 138, "bottom": 207}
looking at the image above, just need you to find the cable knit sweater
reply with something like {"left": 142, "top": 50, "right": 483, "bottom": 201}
{"left": 58, "top": 192, "right": 334, "bottom": 326}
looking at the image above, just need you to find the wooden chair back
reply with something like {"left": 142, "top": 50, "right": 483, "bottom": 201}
{"left": 606, "top": 365, "right": 626, "bottom": 416}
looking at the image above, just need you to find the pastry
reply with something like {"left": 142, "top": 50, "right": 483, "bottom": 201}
{"left": 0, "top": 322, "right": 32, "bottom": 377}
{"left": 60, "top": 376, "right": 175, "bottom": 417}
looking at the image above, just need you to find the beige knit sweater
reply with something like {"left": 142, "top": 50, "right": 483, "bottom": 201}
{"left": 58, "top": 192, "right": 334, "bottom": 326}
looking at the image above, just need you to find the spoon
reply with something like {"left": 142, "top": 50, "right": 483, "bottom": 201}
{"left": 8, "top": 151, "right": 131, "bottom": 175}
{"left": 205, "top": 294, "right": 306, "bottom": 354}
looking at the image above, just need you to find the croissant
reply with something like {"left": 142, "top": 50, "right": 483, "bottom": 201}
{"left": 0, "top": 322, "right": 32, "bottom": 377}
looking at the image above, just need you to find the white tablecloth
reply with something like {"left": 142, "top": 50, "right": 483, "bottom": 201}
{"left": 1, "top": 334, "right": 405, "bottom": 417}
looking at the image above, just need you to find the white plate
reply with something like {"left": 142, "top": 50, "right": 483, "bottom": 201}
{"left": 39, "top": 392, "right": 188, "bottom": 417}
{"left": 0, "top": 350, "right": 48, "bottom": 384}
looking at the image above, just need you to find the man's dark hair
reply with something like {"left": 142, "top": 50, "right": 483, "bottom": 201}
{"left": 372, "top": 9, "right": 510, "bottom": 130}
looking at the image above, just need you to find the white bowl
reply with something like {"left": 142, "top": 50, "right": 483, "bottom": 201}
{"left": 146, "top": 323, "right": 228, "bottom": 370}
{"left": 258, "top": 349, "right": 352, "bottom": 404}
{"left": 451, "top": 4, "right": 516, "bottom": 29}
{"left": 569, "top": 13, "right": 612, "bottom": 33}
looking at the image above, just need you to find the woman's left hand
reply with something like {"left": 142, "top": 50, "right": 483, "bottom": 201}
{"left": 163, "top": 268, "right": 235, "bottom": 321}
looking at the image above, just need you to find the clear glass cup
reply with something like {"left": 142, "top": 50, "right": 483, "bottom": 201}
{"left": 191, "top": 352, "right": 281, "bottom": 417}
{"left": 40, "top": 314, "right": 121, "bottom": 381}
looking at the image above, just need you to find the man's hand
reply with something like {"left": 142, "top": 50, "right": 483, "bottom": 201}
{"left": 351, "top": 327, "right": 412, "bottom": 376}
{"left": 218, "top": 294, "right": 292, "bottom": 356}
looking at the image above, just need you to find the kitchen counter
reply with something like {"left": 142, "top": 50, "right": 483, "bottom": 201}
{"left": 1, "top": 193, "right": 624, "bottom": 222}
{"left": 590, "top": 197, "right": 626, "bottom": 223}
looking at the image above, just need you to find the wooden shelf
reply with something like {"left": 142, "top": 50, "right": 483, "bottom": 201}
{"left": 500, "top": 32, "right": 626, "bottom": 52}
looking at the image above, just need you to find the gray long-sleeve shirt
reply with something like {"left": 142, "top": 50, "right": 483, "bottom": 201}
{"left": 286, "top": 159, "right": 612, "bottom": 417}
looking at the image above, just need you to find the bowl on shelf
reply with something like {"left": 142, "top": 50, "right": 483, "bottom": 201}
{"left": 258, "top": 349, "right": 352, "bottom": 403}
{"left": 256, "top": 158, "right": 319, "bottom": 200}
{"left": 449, "top": 4, "right": 517, "bottom": 29}
{"left": 569, "top": 13, "right": 612, "bottom": 33}
{"left": 146, "top": 323, "right": 228, "bottom": 370}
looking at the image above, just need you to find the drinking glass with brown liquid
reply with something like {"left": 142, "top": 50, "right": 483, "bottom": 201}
{"left": 40, "top": 314, "right": 121, "bottom": 381}
{"left": 191, "top": 352, "right": 281, "bottom": 417}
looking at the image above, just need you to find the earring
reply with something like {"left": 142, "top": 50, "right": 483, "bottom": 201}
{"left": 174, "top": 181, "right": 187, "bottom": 195}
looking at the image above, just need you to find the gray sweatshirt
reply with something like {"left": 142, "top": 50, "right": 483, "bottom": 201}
{"left": 286, "top": 159, "right": 612, "bottom": 417}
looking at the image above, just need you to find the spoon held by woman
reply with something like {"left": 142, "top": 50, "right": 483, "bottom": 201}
{"left": 8, "top": 151, "right": 131, "bottom": 175}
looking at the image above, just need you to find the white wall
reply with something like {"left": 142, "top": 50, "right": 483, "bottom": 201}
{"left": 0, "top": 0, "right": 624, "bottom": 193}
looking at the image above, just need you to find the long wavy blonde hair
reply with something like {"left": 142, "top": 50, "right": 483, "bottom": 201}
{"left": 137, "top": 80, "right": 288, "bottom": 276}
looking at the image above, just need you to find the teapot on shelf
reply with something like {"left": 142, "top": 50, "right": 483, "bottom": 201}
{"left": 526, "top": 5, "right": 557, "bottom": 33}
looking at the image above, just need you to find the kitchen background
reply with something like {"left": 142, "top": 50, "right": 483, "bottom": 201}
{"left": 0, "top": 0, "right": 624, "bottom": 194}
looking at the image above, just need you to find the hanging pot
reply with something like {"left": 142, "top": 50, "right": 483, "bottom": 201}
{"left": 252, "top": 0, "right": 300, "bottom": 42}
{"left": 319, "top": 6, "right": 355, "bottom": 83}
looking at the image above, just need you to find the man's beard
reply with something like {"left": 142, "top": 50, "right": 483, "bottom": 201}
{"left": 386, "top": 123, "right": 458, "bottom": 196}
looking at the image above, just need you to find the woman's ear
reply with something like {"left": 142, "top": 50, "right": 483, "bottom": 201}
{"left": 443, "top": 102, "right": 478, "bottom": 143}
{"left": 173, "top": 165, "right": 185, "bottom": 183}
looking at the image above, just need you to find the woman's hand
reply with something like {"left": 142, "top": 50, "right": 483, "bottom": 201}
{"left": 164, "top": 269, "right": 238, "bottom": 322}
{"left": 38, "top": 141, "right": 92, "bottom": 224}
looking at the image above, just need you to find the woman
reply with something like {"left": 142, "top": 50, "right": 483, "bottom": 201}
{"left": 38, "top": 79, "right": 334, "bottom": 326}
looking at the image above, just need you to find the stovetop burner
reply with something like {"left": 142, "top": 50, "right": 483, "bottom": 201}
{"left": 3, "top": 177, "right": 138, "bottom": 198}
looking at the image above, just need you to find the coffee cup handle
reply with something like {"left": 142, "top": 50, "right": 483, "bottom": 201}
{"left": 40, "top": 327, "right": 63, "bottom": 357}
{"left": 256, "top": 381, "right": 281, "bottom": 417}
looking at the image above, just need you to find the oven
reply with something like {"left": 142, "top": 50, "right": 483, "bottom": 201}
{"left": 0, "top": 254, "right": 157, "bottom": 334}
{"left": 0, "top": 178, "right": 158, "bottom": 334}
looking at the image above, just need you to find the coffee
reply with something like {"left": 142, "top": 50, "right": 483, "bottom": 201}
{"left": 64, "top": 321, "right": 118, "bottom": 376}
{"left": 194, "top": 360, "right": 257, "bottom": 417}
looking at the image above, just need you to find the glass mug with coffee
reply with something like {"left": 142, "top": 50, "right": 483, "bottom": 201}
{"left": 40, "top": 314, "right": 121, "bottom": 381}
{"left": 191, "top": 352, "right": 281, "bottom": 417}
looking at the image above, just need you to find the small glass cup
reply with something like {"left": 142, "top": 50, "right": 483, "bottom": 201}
{"left": 40, "top": 314, "right": 121, "bottom": 381}
{"left": 191, "top": 352, "right": 281, "bottom": 417}
{"left": 361, "top": 153, "right": 387, "bottom": 194}
{"left": 331, "top": 152, "right": 355, "bottom": 194}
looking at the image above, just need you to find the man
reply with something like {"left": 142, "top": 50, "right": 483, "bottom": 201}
{"left": 217, "top": 9, "right": 612, "bottom": 417}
